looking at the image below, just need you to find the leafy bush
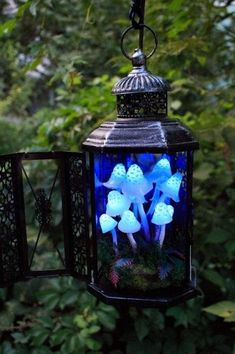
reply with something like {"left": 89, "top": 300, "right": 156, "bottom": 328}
{"left": 0, "top": 118, "right": 35, "bottom": 154}
{"left": 0, "top": 278, "right": 119, "bottom": 354}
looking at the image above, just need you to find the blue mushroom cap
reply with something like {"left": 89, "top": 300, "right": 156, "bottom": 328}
{"left": 151, "top": 202, "right": 174, "bottom": 225}
{"left": 159, "top": 172, "right": 183, "bottom": 202}
{"left": 99, "top": 214, "right": 118, "bottom": 233}
{"left": 122, "top": 164, "right": 153, "bottom": 202}
{"left": 106, "top": 190, "right": 131, "bottom": 217}
{"left": 103, "top": 163, "right": 126, "bottom": 189}
{"left": 146, "top": 156, "right": 172, "bottom": 185}
{"left": 118, "top": 210, "right": 141, "bottom": 234}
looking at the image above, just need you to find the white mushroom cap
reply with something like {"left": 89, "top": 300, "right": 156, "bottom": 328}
{"left": 106, "top": 190, "right": 131, "bottom": 217}
{"left": 147, "top": 156, "right": 172, "bottom": 185}
{"left": 151, "top": 203, "right": 174, "bottom": 225}
{"left": 99, "top": 214, "right": 117, "bottom": 234}
{"left": 103, "top": 163, "right": 126, "bottom": 189}
{"left": 122, "top": 164, "right": 152, "bottom": 202}
{"left": 118, "top": 210, "right": 141, "bottom": 234}
{"left": 159, "top": 172, "right": 183, "bottom": 202}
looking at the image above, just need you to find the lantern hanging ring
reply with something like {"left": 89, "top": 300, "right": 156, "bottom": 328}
{"left": 121, "top": 0, "right": 158, "bottom": 60}
{"left": 120, "top": 24, "right": 158, "bottom": 60}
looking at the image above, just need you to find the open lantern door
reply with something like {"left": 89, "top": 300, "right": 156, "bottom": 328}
{"left": 0, "top": 152, "right": 90, "bottom": 287}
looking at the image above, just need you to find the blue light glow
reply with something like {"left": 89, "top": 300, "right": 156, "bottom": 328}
{"left": 103, "top": 163, "right": 126, "bottom": 189}
{"left": 136, "top": 153, "right": 156, "bottom": 172}
{"left": 99, "top": 214, "right": 117, "bottom": 233}
{"left": 122, "top": 164, "right": 153, "bottom": 202}
{"left": 106, "top": 190, "right": 131, "bottom": 217}
{"left": 151, "top": 203, "right": 174, "bottom": 225}
{"left": 118, "top": 210, "right": 141, "bottom": 234}
{"left": 159, "top": 172, "right": 183, "bottom": 202}
{"left": 147, "top": 156, "right": 172, "bottom": 185}
{"left": 96, "top": 152, "right": 187, "bottom": 250}
{"left": 176, "top": 153, "right": 187, "bottom": 170}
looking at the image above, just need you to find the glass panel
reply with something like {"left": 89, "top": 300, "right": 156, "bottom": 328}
{"left": 22, "top": 159, "right": 65, "bottom": 271}
{"left": 94, "top": 152, "right": 189, "bottom": 293}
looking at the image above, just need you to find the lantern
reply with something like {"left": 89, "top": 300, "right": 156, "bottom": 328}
{"left": 82, "top": 44, "right": 199, "bottom": 306}
{"left": 0, "top": 0, "right": 200, "bottom": 307}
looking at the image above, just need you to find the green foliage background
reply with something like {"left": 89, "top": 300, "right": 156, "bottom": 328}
{"left": 0, "top": 0, "right": 235, "bottom": 353}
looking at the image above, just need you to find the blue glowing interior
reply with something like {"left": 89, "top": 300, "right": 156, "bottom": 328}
{"left": 95, "top": 152, "right": 187, "bottom": 235}
{"left": 94, "top": 152, "right": 189, "bottom": 290}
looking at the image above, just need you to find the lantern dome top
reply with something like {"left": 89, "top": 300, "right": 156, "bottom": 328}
{"left": 112, "top": 49, "right": 170, "bottom": 95}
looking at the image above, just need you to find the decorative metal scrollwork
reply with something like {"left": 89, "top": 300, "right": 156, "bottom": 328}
{"left": 35, "top": 188, "right": 52, "bottom": 229}
{"left": 67, "top": 155, "right": 88, "bottom": 277}
{"left": 0, "top": 152, "right": 89, "bottom": 286}
{"left": 117, "top": 92, "right": 167, "bottom": 118}
{"left": 0, "top": 157, "right": 23, "bottom": 285}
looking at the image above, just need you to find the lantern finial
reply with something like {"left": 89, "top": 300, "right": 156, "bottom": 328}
{"left": 111, "top": 1, "right": 170, "bottom": 119}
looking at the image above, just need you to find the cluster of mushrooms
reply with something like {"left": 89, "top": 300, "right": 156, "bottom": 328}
{"left": 99, "top": 155, "right": 183, "bottom": 255}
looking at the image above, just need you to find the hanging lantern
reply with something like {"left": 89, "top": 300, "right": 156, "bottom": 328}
{"left": 82, "top": 0, "right": 200, "bottom": 306}
{"left": 0, "top": 0, "right": 200, "bottom": 307}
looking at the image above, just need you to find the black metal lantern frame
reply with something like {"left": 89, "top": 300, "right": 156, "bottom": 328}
{"left": 0, "top": 0, "right": 200, "bottom": 307}
{"left": 0, "top": 152, "right": 90, "bottom": 285}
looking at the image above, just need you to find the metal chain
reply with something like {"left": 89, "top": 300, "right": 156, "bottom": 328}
{"left": 121, "top": 0, "right": 157, "bottom": 59}
{"left": 128, "top": 0, "right": 146, "bottom": 49}
{"left": 129, "top": 0, "right": 143, "bottom": 29}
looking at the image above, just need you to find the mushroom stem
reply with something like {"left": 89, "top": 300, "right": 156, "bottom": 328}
{"left": 154, "top": 225, "right": 161, "bottom": 242}
{"left": 147, "top": 186, "right": 160, "bottom": 217}
{"left": 137, "top": 203, "right": 150, "bottom": 241}
{"left": 127, "top": 233, "right": 137, "bottom": 251}
{"left": 111, "top": 229, "right": 118, "bottom": 256}
{"left": 159, "top": 193, "right": 167, "bottom": 203}
{"left": 133, "top": 203, "right": 138, "bottom": 218}
{"left": 159, "top": 225, "right": 166, "bottom": 248}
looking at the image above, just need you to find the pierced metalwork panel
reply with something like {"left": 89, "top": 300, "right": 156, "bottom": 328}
{"left": 0, "top": 152, "right": 89, "bottom": 286}
{"left": 63, "top": 154, "right": 89, "bottom": 279}
{"left": 0, "top": 155, "right": 27, "bottom": 286}
{"left": 117, "top": 92, "right": 167, "bottom": 118}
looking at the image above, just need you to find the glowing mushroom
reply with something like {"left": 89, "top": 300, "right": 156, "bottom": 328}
{"left": 99, "top": 214, "right": 118, "bottom": 255}
{"left": 106, "top": 190, "right": 131, "bottom": 217}
{"left": 151, "top": 202, "right": 174, "bottom": 247}
{"left": 147, "top": 156, "right": 172, "bottom": 216}
{"left": 103, "top": 163, "right": 126, "bottom": 189}
{"left": 122, "top": 164, "right": 152, "bottom": 241}
{"left": 118, "top": 210, "right": 141, "bottom": 251}
{"left": 147, "top": 155, "right": 172, "bottom": 184}
{"left": 159, "top": 172, "right": 183, "bottom": 202}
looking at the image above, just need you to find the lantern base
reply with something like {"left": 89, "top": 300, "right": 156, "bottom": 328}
{"left": 88, "top": 283, "right": 200, "bottom": 308}
{"left": 87, "top": 270, "right": 201, "bottom": 308}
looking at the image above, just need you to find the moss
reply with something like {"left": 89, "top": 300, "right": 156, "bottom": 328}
{"left": 169, "top": 257, "right": 185, "bottom": 286}
{"left": 98, "top": 238, "right": 186, "bottom": 291}
{"left": 131, "top": 275, "right": 149, "bottom": 291}
{"left": 98, "top": 237, "right": 116, "bottom": 265}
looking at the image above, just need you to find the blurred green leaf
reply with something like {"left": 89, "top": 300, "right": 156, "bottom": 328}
{"left": 204, "top": 301, "right": 235, "bottom": 322}
{"left": 134, "top": 317, "right": 150, "bottom": 341}
{"left": 97, "top": 310, "right": 116, "bottom": 330}
{"left": 85, "top": 338, "right": 102, "bottom": 351}
{"left": 166, "top": 307, "right": 189, "bottom": 327}
{"left": 202, "top": 269, "right": 226, "bottom": 288}
{"left": 205, "top": 228, "right": 230, "bottom": 244}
